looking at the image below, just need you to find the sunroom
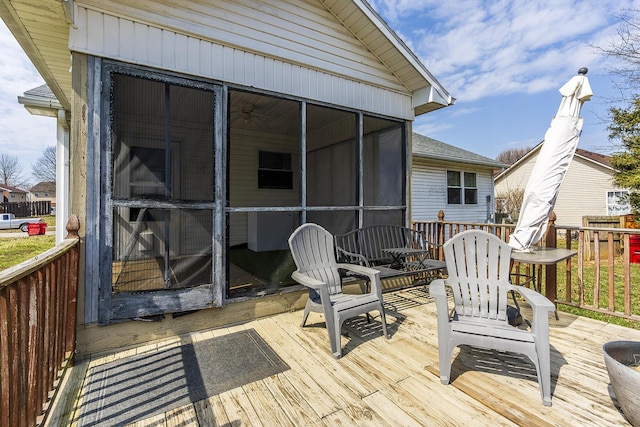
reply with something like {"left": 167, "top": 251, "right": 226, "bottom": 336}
{"left": 0, "top": 0, "right": 453, "bottom": 342}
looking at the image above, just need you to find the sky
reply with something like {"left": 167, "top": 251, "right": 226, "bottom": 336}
{"left": 1, "top": 0, "right": 639, "bottom": 185}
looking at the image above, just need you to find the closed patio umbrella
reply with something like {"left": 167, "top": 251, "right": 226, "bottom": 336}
{"left": 509, "top": 68, "right": 593, "bottom": 252}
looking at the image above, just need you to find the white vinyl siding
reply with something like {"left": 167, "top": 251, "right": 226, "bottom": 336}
{"left": 496, "top": 152, "right": 622, "bottom": 227}
{"left": 70, "top": 1, "right": 414, "bottom": 119}
{"left": 228, "top": 129, "right": 299, "bottom": 247}
{"left": 412, "top": 158, "right": 495, "bottom": 223}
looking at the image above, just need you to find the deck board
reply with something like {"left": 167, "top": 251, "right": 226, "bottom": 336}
{"left": 53, "top": 286, "right": 639, "bottom": 426}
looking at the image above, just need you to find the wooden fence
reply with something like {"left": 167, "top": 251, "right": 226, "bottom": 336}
{"left": 0, "top": 215, "right": 80, "bottom": 427}
{"left": 413, "top": 210, "right": 639, "bottom": 322}
{"left": 1, "top": 201, "right": 52, "bottom": 217}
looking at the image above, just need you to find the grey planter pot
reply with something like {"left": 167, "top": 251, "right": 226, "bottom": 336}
{"left": 603, "top": 341, "right": 640, "bottom": 427}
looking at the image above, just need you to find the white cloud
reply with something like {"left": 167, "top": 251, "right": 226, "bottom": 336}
{"left": 371, "top": 0, "right": 640, "bottom": 103}
{"left": 0, "top": 21, "right": 56, "bottom": 183}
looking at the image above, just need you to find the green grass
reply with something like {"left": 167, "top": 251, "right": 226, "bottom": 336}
{"left": 527, "top": 240, "right": 640, "bottom": 329}
{"left": 0, "top": 235, "right": 56, "bottom": 271}
{"left": 556, "top": 257, "right": 640, "bottom": 329}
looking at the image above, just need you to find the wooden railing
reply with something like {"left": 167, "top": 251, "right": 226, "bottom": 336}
{"left": 414, "top": 210, "right": 640, "bottom": 322}
{"left": 0, "top": 215, "right": 80, "bottom": 427}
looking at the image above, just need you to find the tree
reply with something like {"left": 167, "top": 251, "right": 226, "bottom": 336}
{"left": 592, "top": 10, "right": 640, "bottom": 99}
{"left": 609, "top": 97, "right": 640, "bottom": 212}
{"left": 595, "top": 10, "right": 640, "bottom": 213}
{"left": 0, "top": 153, "right": 25, "bottom": 186}
{"left": 496, "top": 146, "right": 532, "bottom": 166}
{"left": 32, "top": 146, "right": 56, "bottom": 183}
{"left": 495, "top": 187, "right": 525, "bottom": 222}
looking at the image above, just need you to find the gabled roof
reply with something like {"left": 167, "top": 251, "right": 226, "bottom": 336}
{"left": 412, "top": 133, "right": 507, "bottom": 169}
{"left": 575, "top": 148, "right": 612, "bottom": 168}
{"left": 0, "top": 0, "right": 452, "bottom": 115}
{"left": 0, "top": 184, "right": 27, "bottom": 193}
{"left": 30, "top": 181, "right": 56, "bottom": 193}
{"left": 494, "top": 143, "right": 612, "bottom": 181}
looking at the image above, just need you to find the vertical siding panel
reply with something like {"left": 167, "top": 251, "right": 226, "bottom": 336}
{"left": 199, "top": 40, "right": 213, "bottom": 77}
{"left": 174, "top": 33, "right": 189, "bottom": 72}
{"left": 133, "top": 22, "right": 148, "bottom": 64}
{"left": 299, "top": 66, "right": 308, "bottom": 97}
{"left": 262, "top": 57, "right": 273, "bottom": 90}
{"left": 290, "top": 64, "right": 301, "bottom": 96}
{"left": 282, "top": 62, "right": 292, "bottom": 93}
{"left": 211, "top": 43, "right": 224, "bottom": 78}
{"left": 103, "top": 15, "right": 120, "bottom": 56}
{"left": 70, "top": 6, "right": 88, "bottom": 50}
{"left": 147, "top": 27, "right": 163, "bottom": 67}
{"left": 161, "top": 30, "right": 175, "bottom": 70}
{"left": 188, "top": 37, "right": 200, "bottom": 74}
{"left": 86, "top": 10, "right": 104, "bottom": 53}
{"left": 223, "top": 46, "right": 235, "bottom": 82}
{"left": 272, "top": 60, "right": 283, "bottom": 92}
{"left": 229, "top": 49, "right": 242, "bottom": 83}
{"left": 243, "top": 52, "right": 255, "bottom": 87}
{"left": 253, "top": 55, "right": 265, "bottom": 88}
{"left": 119, "top": 19, "right": 134, "bottom": 61}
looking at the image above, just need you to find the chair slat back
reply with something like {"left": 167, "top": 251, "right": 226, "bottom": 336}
{"left": 289, "top": 223, "right": 343, "bottom": 295}
{"left": 443, "top": 229, "right": 512, "bottom": 321}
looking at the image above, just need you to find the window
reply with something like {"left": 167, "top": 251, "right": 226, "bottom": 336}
{"left": 464, "top": 172, "right": 477, "bottom": 204}
{"left": 447, "top": 171, "right": 477, "bottom": 205}
{"left": 258, "top": 151, "right": 293, "bottom": 189}
{"left": 607, "top": 190, "right": 631, "bottom": 215}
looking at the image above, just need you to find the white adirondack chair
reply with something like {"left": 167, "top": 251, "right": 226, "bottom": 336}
{"left": 429, "top": 229, "right": 556, "bottom": 406}
{"left": 288, "top": 223, "right": 389, "bottom": 358}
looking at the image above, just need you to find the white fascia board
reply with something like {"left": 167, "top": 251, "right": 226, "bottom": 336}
{"left": 353, "top": 0, "right": 453, "bottom": 108}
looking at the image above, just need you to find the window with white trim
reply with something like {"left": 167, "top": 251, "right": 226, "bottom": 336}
{"left": 447, "top": 171, "right": 477, "bottom": 204}
{"left": 607, "top": 190, "right": 631, "bottom": 215}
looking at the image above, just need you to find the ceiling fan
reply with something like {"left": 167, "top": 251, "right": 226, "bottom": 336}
{"left": 232, "top": 103, "right": 272, "bottom": 130}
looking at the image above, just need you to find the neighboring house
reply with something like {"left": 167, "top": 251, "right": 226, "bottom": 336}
{"left": 494, "top": 145, "right": 629, "bottom": 227}
{"left": 18, "top": 84, "right": 68, "bottom": 243}
{"left": 30, "top": 181, "right": 56, "bottom": 205}
{"left": 412, "top": 134, "right": 507, "bottom": 223}
{"left": 1, "top": 1, "right": 453, "bottom": 352}
{"left": 0, "top": 184, "right": 28, "bottom": 203}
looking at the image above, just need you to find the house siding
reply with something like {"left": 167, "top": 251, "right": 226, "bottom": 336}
{"left": 412, "top": 158, "right": 495, "bottom": 223}
{"left": 228, "top": 129, "right": 300, "bottom": 247}
{"left": 70, "top": 0, "right": 414, "bottom": 119}
{"left": 495, "top": 153, "right": 621, "bottom": 227}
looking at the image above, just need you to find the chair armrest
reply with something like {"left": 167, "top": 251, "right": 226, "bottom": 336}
{"left": 510, "top": 285, "right": 555, "bottom": 336}
{"left": 291, "top": 270, "right": 324, "bottom": 290}
{"left": 511, "top": 285, "right": 555, "bottom": 312}
{"left": 337, "top": 263, "right": 382, "bottom": 295}
{"left": 429, "top": 279, "right": 452, "bottom": 315}
{"left": 429, "top": 278, "right": 448, "bottom": 298}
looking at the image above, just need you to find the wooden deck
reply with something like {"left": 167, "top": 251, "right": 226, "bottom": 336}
{"left": 50, "top": 286, "right": 640, "bottom": 426}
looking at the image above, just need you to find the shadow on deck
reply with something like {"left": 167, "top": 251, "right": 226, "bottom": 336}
{"left": 48, "top": 285, "right": 638, "bottom": 426}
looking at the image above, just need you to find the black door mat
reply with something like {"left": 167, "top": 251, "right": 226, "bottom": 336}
{"left": 78, "top": 328, "right": 289, "bottom": 426}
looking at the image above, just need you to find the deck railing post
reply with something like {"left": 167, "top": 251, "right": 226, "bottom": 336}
{"left": 545, "top": 212, "right": 558, "bottom": 303}
{"left": 437, "top": 210, "right": 445, "bottom": 260}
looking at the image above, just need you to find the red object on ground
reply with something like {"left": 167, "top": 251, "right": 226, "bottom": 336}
{"left": 630, "top": 234, "right": 640, "bottom": 264}
{"left": 39, "top": 223, "right": 47, "bottom": 235}
{"left": 28, "top": 223, "right": 40, "bottom": 236}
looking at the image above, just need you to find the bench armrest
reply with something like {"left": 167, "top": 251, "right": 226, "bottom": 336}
{"left": 336, "top": 246, "right": 371, "bottom": 266}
